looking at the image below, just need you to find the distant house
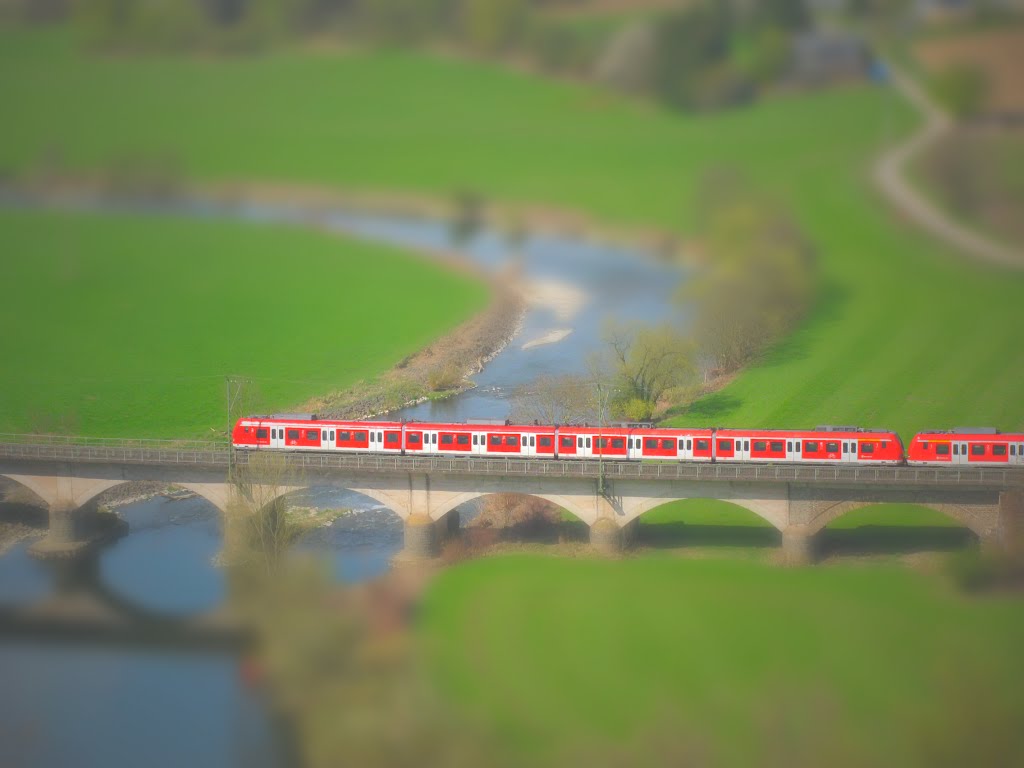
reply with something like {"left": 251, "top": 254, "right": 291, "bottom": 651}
{"left": 791, "top": 30, "right": 871, "bottom": 85}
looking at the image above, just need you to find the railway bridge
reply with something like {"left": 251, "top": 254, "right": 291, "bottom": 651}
{"left": 1, "top": 435, "right": 1022, "bottom": 564}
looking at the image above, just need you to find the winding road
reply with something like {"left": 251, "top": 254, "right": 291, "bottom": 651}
{"left": 874, "top": 64, "right": 1023, "bottom": 269}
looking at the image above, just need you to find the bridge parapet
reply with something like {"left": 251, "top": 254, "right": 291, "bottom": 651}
{"left": 1, "top": 438, "right": 1022, "bottom": 489}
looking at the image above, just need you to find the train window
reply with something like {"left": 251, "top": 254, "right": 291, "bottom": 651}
{"left": 270, "top": 429, "right": 276, "bottom": 439}
{"left": 993, "top": 445, "right": 1007, "bottom": 456}
{"left": 685, "top": 439, "right": 692, "bottom": 450}
{"left": 355, "top": 431, "right": 366, "bottom": 441}
{"left": 787, "top": 442, "right": 793, "bottom": 452}
{"left": 612, "top": 438, "right": 625, "bottom": 449}
{"left": 971, "top": 444, "right": 985, "bottom": 456}
{"left": 256, "top": 428, "right": 268, "bottom": 439}
{"left": 408, "top": 434, "right": 421, "bottom": 444}
{"left": 457, "top": 434, "right": 470, "bottom": 445}
{"left": 442, "top": 435, "right": 455, "bottom": 445}
{"left": 579, "top": 437, "right": 584, "bottom": 448}
{"left": 432, "top": 434, "right": 437, "bottom": 444}
{"left": 540, "top": 436, "right": 552, "bottom": 447}
{"left": 953, "top": 444, "right": 960, "bottom": 455}
{"left": 386, "top": 433, "right": 399, "bottom": 444}
{"left": 661, "top": 439, "right": 674, "bottom": 450}
{"left": 826, "top": 441, "right": 839, "bottom": 452}
{"left": 287, "top": 429, "right": 300, "bottom": 441}
{"left": 586, "top": 437, "right": 591, "bottom": 448}
{"left": 491, "top": 435, "right": 502, "bottom": 446}
{"left": 645, "top": 439, "right": 657, "bottom": 450}
{"left": 473, "top": 435, "right": 478, "bottom": 445}
{"left": 597, "top": 437, "right": 608, "bottom": 449}
{"left": 339, "top": 431, "right": 351, "bottom": 441}
{"left": 936, "top": 444, "right": 949, "bottom": 455}
{"left": 882, "top": 441, "right": 888, "bottom": 448}
{"left": 508, "top": 435, "right": 519, "bottom": 446}
{"left": 306, "top": 430, "right": 318, "bottom": 441}
{"left": 321, "top": 430, "right": 327, "bottom": 441}
{"left": 562, "top": 437, "right": 574, "bottom": 448}
{"left": 921, "top": 442, "right": 929, "bottom": 450}
{"left": 530, "top": 436, "right": 535, "bottom": 447}
{"left": 1011, "top": 445, "right": 1016, "bottom": 456}
{"left": 860, "top": 443, "right": 874, "bottom": 454}
{"left": 753, "top": 441, "right": 767, "bottom": 451}
{"left": 696, "top": 439, "right": 709, "bottom": 451}
{"left": 771, "top": 441, "right": 784, "bottom": 452}
{"left": 718, "top": 440, "right": 732, "bottom": 451}
{"left": 329, "top": 431, "right": 335, "bottom": 441}
{"left": 805, "top": 441, "right": 818, "bottom": 453}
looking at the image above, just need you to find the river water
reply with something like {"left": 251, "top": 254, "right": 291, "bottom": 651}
{"left": 0, "top": 197, "right": 686, "bottom": 767}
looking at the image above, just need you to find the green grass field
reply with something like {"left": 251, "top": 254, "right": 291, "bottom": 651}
{"left": 419, "top": 554, "right": 1024, "bottom": 767}
{"left": 1, "top": 27, "right": 1021, "bottom": 439}
{"left": 0, "top": 209, "right": 486, "bottom": 437}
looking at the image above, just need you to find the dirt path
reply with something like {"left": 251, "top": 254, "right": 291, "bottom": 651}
{"left": 873, "top": 65, "right": 1024, "bottom": 269}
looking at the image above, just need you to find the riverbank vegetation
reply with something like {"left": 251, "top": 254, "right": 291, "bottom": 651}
{"left": 0, "top": 209, "right": 486, "bottom": 437}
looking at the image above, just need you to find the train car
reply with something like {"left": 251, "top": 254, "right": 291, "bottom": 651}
{"left": 553, "top": 425, "right": 631, "bottom": 460}
{"left": 907, "top": 428, "right": 1024, "bottom": 467}
{"left": 714, "top": 426, "right": 903, "bottom": 465}
{"left": 627, "top": 427, "right": 715, "bottom": 462}
{"left": 398, "top": 421, "right": 558, "bottom": 458}
{"left": 232, "top": 415, "right": 405, "bottom": 454}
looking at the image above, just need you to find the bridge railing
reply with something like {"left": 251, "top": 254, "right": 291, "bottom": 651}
{"left": 1, "top": 436, "right": 1022, "bottom": 487}
{"left": 0, "top": 433, "right": 224, "bottom": 452}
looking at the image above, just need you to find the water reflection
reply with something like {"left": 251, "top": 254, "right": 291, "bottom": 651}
{"left": 0, "top": 496, "right": 282, "bottom": 768}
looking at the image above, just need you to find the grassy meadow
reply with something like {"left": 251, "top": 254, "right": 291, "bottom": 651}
{"left": 1, "top": 27, "right": 1021, "bottom": 440}
{"left": 419, "top": 554, "right": 1024, "bottom": 767}
{"left": 0, "top": 209, "right": 486, "bottom": 437}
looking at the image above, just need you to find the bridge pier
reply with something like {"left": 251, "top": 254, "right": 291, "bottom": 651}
{"left": 400, "top": 514, "right": 441, "bottom": 560}
{"left": 781, "top": 527, "right": 816, "bottom": 566}
{"left": 590, "top": 517, "right": 625, "bottom": 555}
{"left": 29, "top": 503, "right": 127, "bottom": 560}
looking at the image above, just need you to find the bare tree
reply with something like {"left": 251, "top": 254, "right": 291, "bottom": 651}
{"left": 509, "top": 373, "right": 600, "bottom": 425}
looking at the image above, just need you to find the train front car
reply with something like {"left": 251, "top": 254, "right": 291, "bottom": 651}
{"left": 714, "top": 426, "right": 903, "bottom": 465}
{"left": 908, "top": 428, "right": 1024, "bottom": 467}
{"left": 232, "top": 417, "right": 268, "bottom": 449}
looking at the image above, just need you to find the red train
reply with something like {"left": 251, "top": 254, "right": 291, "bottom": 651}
{"left": 231, "top": 415, "right": 1022, "bottom": 467}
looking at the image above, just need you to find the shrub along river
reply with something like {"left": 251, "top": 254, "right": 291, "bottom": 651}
{"left": 0, "top": 195, "right": 686, "bottom": 768}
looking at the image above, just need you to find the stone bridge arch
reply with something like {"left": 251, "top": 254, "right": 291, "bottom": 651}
{"left": 428, "top": 490, "right": 595, "bottom": 526}
{"left": 612, "top": 481, "right": 791, "bottom": 530}
{"left": 798, "top": 497, "right": 999, "bottom": 539}
{"left": 262, "top": 483, "right": 410, "bottom": 520}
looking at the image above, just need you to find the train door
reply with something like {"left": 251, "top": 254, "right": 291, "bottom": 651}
{"left": 679, "top": 437, "right": 693, "bottom": 461}
{"left": 270, "top": 425, "right": 286, "bottom": 449}
{"left": 522, "top": 433, "right": 536, "bottom": 457}
{"left": 734, "top": 437, "right": 750, "bottom": 461}
{"left": 953, "top": 441, "right": 969, "bottom": 465}
{"left": 842, "top": 440, "right": 856, "bottom": 463}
